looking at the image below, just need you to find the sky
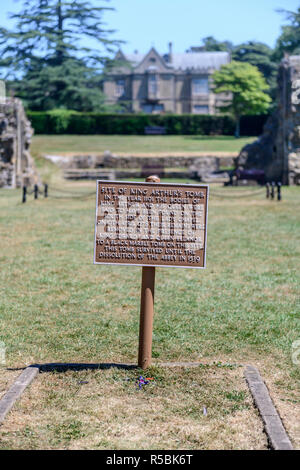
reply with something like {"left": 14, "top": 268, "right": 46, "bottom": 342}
{"left": 0, "top": 0, "right": 299, "bottom": 55}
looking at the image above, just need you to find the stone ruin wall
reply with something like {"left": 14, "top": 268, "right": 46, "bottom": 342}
{"left": 0, "top": 98, "right": 38, "bottom": 188}
{"left": 280, "top": 56, "right": 300, "bottom": 185}
{"left": 237, "top": 56, "right": 300, "bottom": 184}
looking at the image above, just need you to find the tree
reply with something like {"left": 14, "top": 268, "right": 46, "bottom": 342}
{"left": 213, "top": 61, "right": 271, "bottom": 137}
{"left": 232, "top": 42, "right": 277, "bottom": 99}
{"left": 0, "top": 0, "right": 121, "bottom": 111}
{"left": 187, "top": 36, "right": 233, "bottom": 53}
{"left": 14, "top": 59, "right": 107, "bottom": 111}
{"left": 201, "top": 36, "right": 234, "bottom": 52}
{"left": 273, "top": 7, "right": 300, "bottom": 61}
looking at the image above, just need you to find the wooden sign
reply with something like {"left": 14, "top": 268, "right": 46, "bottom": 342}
{"left": 94, "top": 180, "right": 208, "bottom": 269}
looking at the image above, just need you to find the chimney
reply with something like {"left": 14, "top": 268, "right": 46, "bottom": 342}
{"left": 168, "top": 42, "right": 173, "bottom": 63}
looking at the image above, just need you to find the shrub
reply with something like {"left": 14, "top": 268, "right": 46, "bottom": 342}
{"left": 27, "top": 111, "right": 268, "bottom": 136}
{"left": 27, "top": 112, "right": 50, "bottom": 134}
{"left": 47, "top": 109, "right": 79, "bottom": 134}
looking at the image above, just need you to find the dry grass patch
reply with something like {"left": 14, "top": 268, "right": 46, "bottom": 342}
{"left": 0, "top": 365, "right": 267, "bottom": 450}
{"left": 0, "top": 369, "right": 21, "bottom": 401}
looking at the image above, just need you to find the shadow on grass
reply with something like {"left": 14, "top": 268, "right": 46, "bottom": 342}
{"left": 7, "top": 363, "right": 138, "bottom": 373}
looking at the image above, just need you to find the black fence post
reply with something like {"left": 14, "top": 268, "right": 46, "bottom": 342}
{"left": 44, "top": 183, "right": 48, "bottom": 198}
{"left": 271, "top": 182, "right": 275, "bottom": 200}
{"left": 34, "top": 184, "right": 38, "bottom": 200}
{"left": 22, "top": 186, "right": 27, "bottom": 204}
{"left": 277, "top": 182, "right": 282, "bottom": 201}
{"left": 266, "top": 182, "right": 270, "bottom": 199}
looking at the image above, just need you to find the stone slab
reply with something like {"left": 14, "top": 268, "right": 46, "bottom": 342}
{"left": 245, "top": 365, "right": 293, "bottom": 450}
{"left": 0, "top": 366, "right": 39, "bottom": 424}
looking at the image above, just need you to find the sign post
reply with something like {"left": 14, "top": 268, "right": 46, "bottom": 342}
{"left": 94, "top": 177, "right": 209, "bottom": 369}
{"left": 138, "top": 264, "right": 156, "bottom": 368}
{"left": 138, "top": 175, "right": 160, "bottom": 369}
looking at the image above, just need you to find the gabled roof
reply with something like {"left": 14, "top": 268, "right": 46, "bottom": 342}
{"left": 133, "top": 47, "right": 172, "bottom": 73}
{"left": 112, "top": 48, "right": 230, "bottom": 74}
{"left": 171, "top": 52, "right": 230, "bottom": 71}
{"left": 124, "top": 52, "right": 145, "bottom": 67}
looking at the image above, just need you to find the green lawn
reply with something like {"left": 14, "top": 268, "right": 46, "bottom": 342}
{"left": 32, "top": 134, "right": 256, "bottom": 156}
{"left": 0, "top": 183, "right": 299, "bottom": 449}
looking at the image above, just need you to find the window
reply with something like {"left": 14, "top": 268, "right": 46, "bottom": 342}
{"left": 192, "top": 78, "right": 209, "bottom": 95}
{"left": 142, "top": 104, "right": 153, "bottom": 113}
{"left": 115, "top": 79, "right": 125, "bottom": 97}
{"left": 142, "top": 103, "right": 164, "bottom": 113}
{"left": 148, "top": 74, "right": 158, "bottom": 96}
{"left": 154, "top": 104, "right": 164, "bottom": 112}
{"left": 193, "top": 105, "right": 209, "bottom": 114}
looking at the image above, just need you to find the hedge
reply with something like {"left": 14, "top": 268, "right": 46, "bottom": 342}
{"left": 27, "top": 111, "right": 269, "bottom": 136}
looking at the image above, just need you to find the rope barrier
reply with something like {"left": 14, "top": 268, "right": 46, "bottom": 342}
{"left": 20, "top": 183, "right": 95, "bottom": 203}
{"left": 20, "top": 183, "right": 281, "bottom": 203}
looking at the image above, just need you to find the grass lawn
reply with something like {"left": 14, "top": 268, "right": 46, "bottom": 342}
{"left": 31, "top": 134, "right": 256, "bottom": 156}
{"left": 0, "top": 182, "right": 299, "bottom": 449}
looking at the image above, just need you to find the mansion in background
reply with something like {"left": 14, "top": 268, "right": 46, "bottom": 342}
{"left": 103, "top": 44, "right": 231, "bottom": 114}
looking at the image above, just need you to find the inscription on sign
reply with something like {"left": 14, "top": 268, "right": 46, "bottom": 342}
{"left": 94, "top": 181, "right": 208, "bottom": 268}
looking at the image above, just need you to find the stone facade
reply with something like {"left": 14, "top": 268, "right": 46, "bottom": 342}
{"left": 237, "top": 55, "right": 300, "bottom": 184}
{"left": 103, "top": 45, "right": 231, "bottom": 114}
{"left": 0, "top": 98, "right": 37, "bottom": 188}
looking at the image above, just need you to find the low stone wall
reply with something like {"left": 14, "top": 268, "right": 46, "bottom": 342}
{"left": 44, "top": 151, "right": 236, "bottom": 183}
{"left": 44, "top": 152, "right": 236, "bottom": 171}
{"left": 63, "top": 168, "right": 193, "bottom": 180}
{"left": 100, "top": 152, "right": 236, "bottom": 169}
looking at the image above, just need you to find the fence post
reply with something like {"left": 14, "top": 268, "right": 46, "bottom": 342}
{"left": 277, "top": 182, "right": 282, "bottom": 201}
{"left": 34, "top": 184, "right": 38, "bottom": 200}
{"left": 22, "top": 186, "right": 27, "bottom": 204}
{"left": 266, "top": 182, "right": 270, "bottom": 199}
{"left": 271, "top": 182, "right": 275, "bottom": 200}
{"left": 44, "top": 183, "right": 48, "bottom": 198}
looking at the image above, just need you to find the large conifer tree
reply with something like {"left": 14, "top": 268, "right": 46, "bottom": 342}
{"left": 0, "top": 0, "right": 120, "bottom": 110}
{"left": 273, "top": 7, "right": 300, "bottom": 61}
